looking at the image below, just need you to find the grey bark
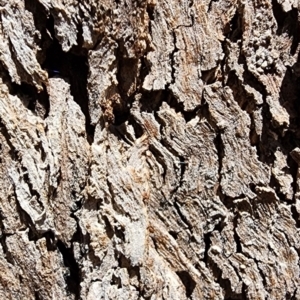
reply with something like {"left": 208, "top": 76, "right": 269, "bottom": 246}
{"left": 0, "top": 0, "right": 300, "bottom": 299}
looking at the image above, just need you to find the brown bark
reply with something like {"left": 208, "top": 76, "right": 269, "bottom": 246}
{"left": 0, "top": 0, "right": 299, "bottom": 299}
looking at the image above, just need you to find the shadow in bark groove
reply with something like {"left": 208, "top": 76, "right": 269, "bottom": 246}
{"left": 57, "top": 240, "right": 81, "bottom": 299}
{"left": 226, "top": 9, "right": 243, "bottom": 42}
{"left": 42, "top": 16, "right": 95, "bottom": 144}
{"left": 203, "top": 231, "right": 211, "bottom": 265}
{"left": 272, "top": 0, "right": 299, "bottom": 54}
{"left": 176, "top": 271, "right": 196, "bottom": 298}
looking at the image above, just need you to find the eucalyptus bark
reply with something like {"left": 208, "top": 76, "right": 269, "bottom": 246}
{"left": 0, "top": 0, "right": 300, "bottom": 299}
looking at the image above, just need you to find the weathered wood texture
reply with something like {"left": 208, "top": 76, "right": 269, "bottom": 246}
{"left": 0, "top": 0, "right": 300, "bottom": 299}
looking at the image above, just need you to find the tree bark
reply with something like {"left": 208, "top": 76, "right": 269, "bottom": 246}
{"left": 0, "top": 0, "right": 299, "bottom": 299}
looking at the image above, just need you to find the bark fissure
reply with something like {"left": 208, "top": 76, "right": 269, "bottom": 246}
{"left": 0, "top": 0, "right": 300, "bottom": 299}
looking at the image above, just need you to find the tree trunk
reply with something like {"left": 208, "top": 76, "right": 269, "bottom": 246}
{"left": 0, "top": 0, "right": 299, "bottom": 299}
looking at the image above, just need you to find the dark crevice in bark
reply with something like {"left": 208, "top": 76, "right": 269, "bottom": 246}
{"left": 219, "top": 39, "right": 229, "bottom": 87}
{"left": 269, "top": 158, "right": 297, "bottom": 204}
{"left": 34, "top": 291, "right": 41, "bottom": 300}
{"left": 222, "top": 195, "right": 245, "bottom": 212}
{"left": 178, "top": 155, "right": 187, "bottom": 187}
{"left": 43, "top": 230, "right": 57, "bottom": 251}
{"left": 139, "top": 90, "right": 164, "bottom": 114}
{"left": 146, "top": 2, "right": 155, "bottom": 22}
{"left": 173, "top": 200, "right": 191, "bottom": 229}
{"left": 227, "top": 71, "right": 256, "bottom": 113}
{"left": 140, "top": 55, "right": 152, "bottom": 86}
{"left": 203, "top": 231, "right": 211, "bottom": 265}
{"left": 13, "top": 82, "right": 50, "bottom": 118}
{"left": 148, "top": 144, "right": 167, "bottom": 182}
{"left": 259, "top": 106, "right": 277, "bottom": 165}
{"left": 57, "top": 240, "right": 81, "bottom": 299}
{"left": 13, "top": 186, "right": 39, "bottom": 239}
{"left": 207, "top": 0, "right": 218, "bottom": 13}
{"left": 113, "top": 253, "right": 141, "bottom": 295}
{"left": 249, "top": 111, "right": 260, "bottom": 148}
{"left": 291, "top": 205, "right": 300, "bottom": 228}
{"left": 280, "top": 66, "right": 300, "bottom": 133}
{"left": 287, "top": 154, "right": 298, "bottom": 201}
{"left": 220, "top": 275, "right": 243, "bottom": 300}
{"left": 241, "top": 283, "right": 247, "bottom": 300}
{"left": 169, "top": 30, "right": 178, "bottom": 85}
{"left": 176, "top": 271, "right": 196, "bottom": 298}
{"left": 112, "top": 124, "right": 135, "bottom": 146}
{"left": 82, "top": 193, "right": 102, "bottom": 211}
{"left": 272, "top": 0, "right": 299, "bottom": 54}
{"left": 233, "top": 216, "right": 242, "bottom": 253}
{"left": 188, "top": 0, "right": 195, "bottom": 26}
{"left": 205, "top": 247, "right": 246, "bottom": 299}
{"left": 22, "top": 167, "right": 45, "bottom": 212}
{"left": 84, "top": 231, "right": 101, "bottom": 267}
{"left": 117, "top": 253, "right": 141, "bottom": 285}
{"left": 169, "top": 230, "right": 178, "bottom": 240}
{"left": 256, "top": 264, "right": 267, "bottom": 289}
{"left": 0, "top": 59, "right": 50, "bottom": 118}
{"left": 227, "top": 9, "right": 243, "bottom": 42}
{"left": 226, "top": 70, "right": 263, "bottom": 151}
{"left": 151, "top": 236, "right": 159, "bottom": 253}
{"left": 272, "top": 0, "right": 286, "bottom": 31}
{"left": 44, "top": 18, "right": 94, "bottom": 143}
{"left": 48, "top": 168, "right": 62, "bottom": 201}
{"left": 202, "top": 66, "right": 219, "bottom": 85}
{"left": 28, "top": 226, "right": 41, "bottom": 241}
{"left": 24, "top": 0, "right": 49, "bottom": 43}
{"left": 0, "top": 119, "right": 18, "bottom": 160}
{"left": 113, "top": 43, "right": 135, "bottom": 126}
{"left": 139, "top": 88, "right": 200, "bottom": 125}
{"left": 0, "top": 234, "right": 14, "bottom": 265}
{"left": 181, "top": 104, "right": 202, "bottom": 122}
{"left": 290, "top": 288, "right": 298, "bottom": 300}
{"left": 103, "top": 216, "right": 114, "bottom": 239}
{"left": 111, "top": 54, "right": 151, "bottom": 127}
{"left": 241, "top": 62, "right": 267, "bottom": 100}
{"left": 115, "top": 226, "right": 125, "bottom": 242}
{"left": 111, "top": 273, "right": 122, "bottom": 288}
{"left": 214, "top": 131, "right": 224, "bottom": 188}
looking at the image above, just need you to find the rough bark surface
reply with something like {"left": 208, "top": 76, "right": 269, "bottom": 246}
{"left": 0, "top": 0, "right": 300, "bottom": 299}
